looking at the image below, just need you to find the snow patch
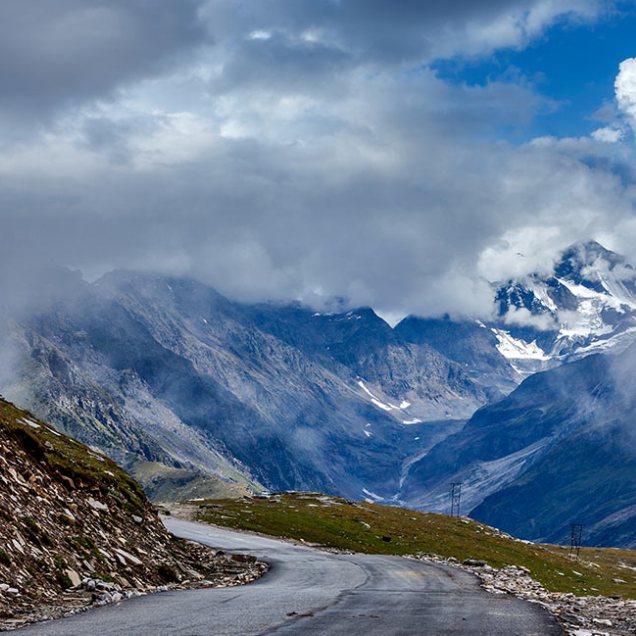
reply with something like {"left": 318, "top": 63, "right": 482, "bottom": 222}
{"left": 357, "top": 380, "right": 406, "bottom": 413}
{"left": 19, "top": 418, "right": 40, "bottom": 429}
{"left": 492, "top": 329, "right": 548, "bottom": 361}
{"left": 371, "top": 398, "right": 393, "bottom": 412}
{"left": 362, "top": 488, "right": 383, "bottom": 501}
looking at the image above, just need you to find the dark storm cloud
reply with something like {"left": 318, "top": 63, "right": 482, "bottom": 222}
{"left": 203, "top": 0, "right": 601, "bottom": 66}
{"left": 0, "top": 0, "right": 206, "bottom": 127}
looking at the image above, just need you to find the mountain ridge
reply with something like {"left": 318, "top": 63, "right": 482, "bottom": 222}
{"left": 1, "top": 240, "right": 635, "bottom": 546}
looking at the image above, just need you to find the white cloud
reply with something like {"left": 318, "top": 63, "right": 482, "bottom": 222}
{"left": 591, "top": 126, "right": 623, "bottom": 143}
{"left": 247, "top": 30, "right": 272, "bottom": 41}
{"left": 504, "top": 307, "right": 558, "bottom": 331}
{"left": 615, "top": 57, "right": 636, "bottom": 127}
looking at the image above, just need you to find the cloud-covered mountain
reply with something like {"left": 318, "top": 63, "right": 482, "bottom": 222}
{"left": 2, "top": 240, "right": 636, "bottom": 547}
{"left": 493, "top": 240, "right": 636, "bottom": 370}
{"left": 399, "top": 241, "right": 636, "bottom": 381}
{"left": 0, "top": 268, "right": 495, "bottom": 501}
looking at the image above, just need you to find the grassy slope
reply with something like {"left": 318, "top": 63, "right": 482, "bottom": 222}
{"left": 0, "top": 398, "right": 145, "bottom": 514}
{"left": 196, "top": 492, "right": 636, "bottom": 598}
{"left": 131, "top": 461, "right": 253, "bottom": 502}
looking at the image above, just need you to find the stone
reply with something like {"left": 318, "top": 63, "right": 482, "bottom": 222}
{"left": 65, "top": 570, "right": 81, "bottom": 588}
{"left": 87, "top": 498, "right": 109, "bottom": 512}
{"left": 592, "top": 618, "right": 612, "bottom": 627}
{"left": 561, "top": 612, "right": 585, "bottom": 625}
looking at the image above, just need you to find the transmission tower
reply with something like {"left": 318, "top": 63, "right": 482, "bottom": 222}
{"left": 569, "top": 523, "right": 584, "bottom": 558}
{"left": 449, "top": 482, "right": 462, "bottom": 518}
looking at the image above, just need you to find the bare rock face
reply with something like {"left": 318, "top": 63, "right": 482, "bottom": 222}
{"left": 0, "top": 398, "right": 266, "bottom": 630}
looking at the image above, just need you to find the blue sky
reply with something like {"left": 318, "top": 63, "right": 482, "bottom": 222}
{"left": 435, "top": 4, "right": 636, "bottom": 140}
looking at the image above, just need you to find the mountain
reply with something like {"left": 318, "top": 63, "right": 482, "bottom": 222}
{"left": 2, "top": 240, "right": 635, "bottom": 547}
{"left": 396, "top": 241, "right": 636, "bottom": 380}
{"left": 399, "top": 344, "right": 636, "bottom": 547}
{"left": 0, "top": 397, "right": 264, "bottom": 629}
{"left": 0, "top": 269, "right": 490, "bottom": 502}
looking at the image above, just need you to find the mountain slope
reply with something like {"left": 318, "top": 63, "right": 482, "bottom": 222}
{"left": 400, "top": 345, "right": 636, "bottom": 547}
{"left": 0, "top": 269, "right": 491, "bottom": 502}
{"left": 0, "top": 397, "right": 264, "bottom": 629}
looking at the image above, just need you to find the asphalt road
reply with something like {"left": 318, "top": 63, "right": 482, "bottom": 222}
{"left": 17, "top": 517, "right": 563, "bottom": 635}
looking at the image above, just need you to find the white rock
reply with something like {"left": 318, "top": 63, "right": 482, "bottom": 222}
{"left": 65, "top": 569, "right": 81, "bottom": 588}
{"left": 88, "top": 498, "right": 109, "bottom": 512}
{"left": 114, "top": 548, "right": 143, "bottom": 566}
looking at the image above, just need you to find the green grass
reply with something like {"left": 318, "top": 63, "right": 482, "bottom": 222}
{"left": 0, "top": 399, "right": 145, "bottom": 515}
{"left": 196, "top": 492, "right": 636, "bottom": 598}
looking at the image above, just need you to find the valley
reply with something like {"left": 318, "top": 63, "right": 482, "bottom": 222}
{"left": 1, "top": 241, "right": 636, "bottom": 548}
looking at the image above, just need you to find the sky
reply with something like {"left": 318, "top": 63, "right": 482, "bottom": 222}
{"left": 2, "top": 0, "right": 636, "bottom": 319}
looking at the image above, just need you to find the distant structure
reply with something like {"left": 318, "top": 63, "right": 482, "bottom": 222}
{"left": 449, "top": 482, "right": 463, "bottom": 518}
{"left": 569, "top": 523, "right": 585, "bottom": 557}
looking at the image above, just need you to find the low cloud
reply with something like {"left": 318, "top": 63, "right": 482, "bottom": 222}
{"left": 503, "top": 307, "right": 558, "bottom": 331}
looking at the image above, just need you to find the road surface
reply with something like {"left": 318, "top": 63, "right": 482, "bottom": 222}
{"left": 17, "top": 517, "right": 562, "bottom": 635}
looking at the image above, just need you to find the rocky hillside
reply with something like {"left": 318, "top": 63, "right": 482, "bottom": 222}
{"left": 0, "top": 397, "right": 265, "bottom": 630}
{"left": 399, "top": 344, "right": 636, "bottom": 547}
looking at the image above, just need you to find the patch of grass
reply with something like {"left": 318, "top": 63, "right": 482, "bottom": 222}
{"left": 196, "top": 492, "right": 636, "bottom": 599}
{"left": 56, "top": 573, "right": 73, "bottom": 590}
{"left": 71, "top": 535, "right": 96, "bottom": 551}
{"left": 53, "top": 556, "right": 68, "bottom": 571}
{"left": 23, "top": 516, "right": 39, "bottom": 532}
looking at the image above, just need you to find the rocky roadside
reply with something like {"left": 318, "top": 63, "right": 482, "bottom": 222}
{"left": 0, "top": 398, "right": 267, "bottom": 631}
{"left": 409, "top": 553, "right": 636, "bottom": 636}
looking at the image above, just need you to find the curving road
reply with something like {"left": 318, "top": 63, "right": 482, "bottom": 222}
{"left": 17, "top": 517, "right": 562, "bottom": 635}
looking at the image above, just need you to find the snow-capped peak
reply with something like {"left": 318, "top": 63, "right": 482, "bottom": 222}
{"left": 492, "top": 241, "right": 636, "bottom": 374}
